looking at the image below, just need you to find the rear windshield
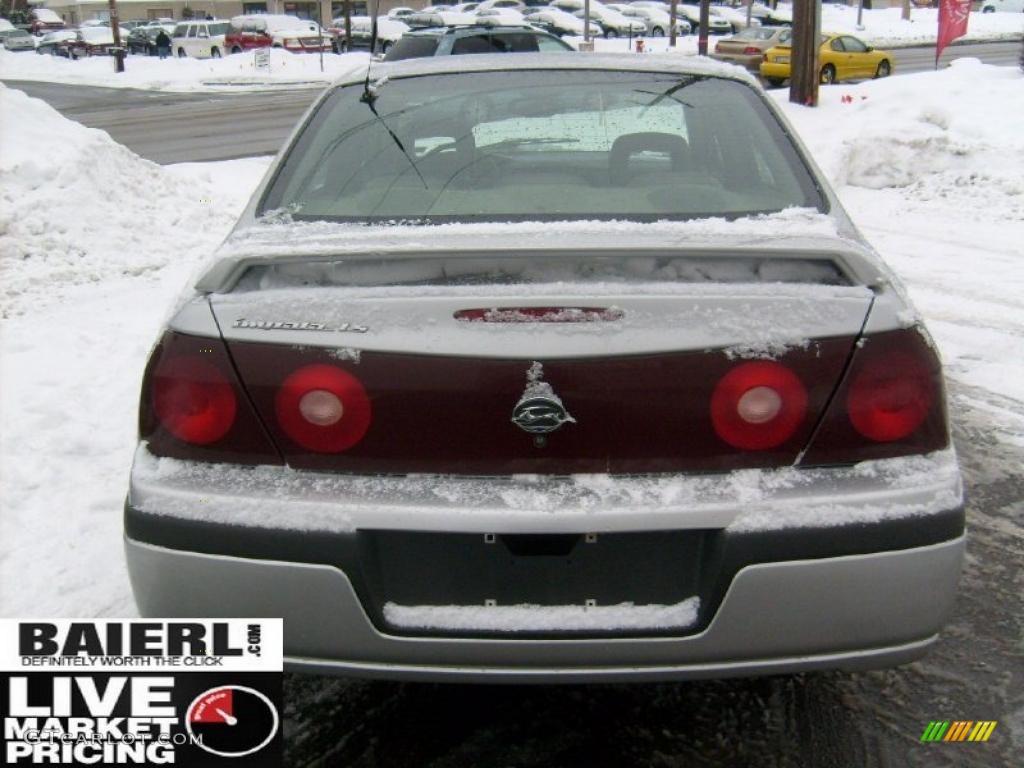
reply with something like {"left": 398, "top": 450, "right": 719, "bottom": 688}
{"left": 384, "top": 35, "right": 441, "bottom": 61}
{"left": 737, "top": 27, "right": 786, "bottom": 41}
{"left": 259, "top": 70, "right": 824, "bottom": 224}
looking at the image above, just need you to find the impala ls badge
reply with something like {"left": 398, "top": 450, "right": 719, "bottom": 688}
{"left": 511, "top": 362, "right": 575, "bottom": 443}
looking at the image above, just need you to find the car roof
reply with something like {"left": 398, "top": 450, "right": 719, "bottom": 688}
{"left": 402, "top": 23, "right": 543, "bottom": 36}
{"left": 336, "top": 51, "right": 758, "bottom": 86}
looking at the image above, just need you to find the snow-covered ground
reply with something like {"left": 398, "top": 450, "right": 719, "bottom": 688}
{"left": 1, "top": 58, "right": 1023, "bottom": 618}
{"left": 1, "top": 7, "right": 1021, "bottom": 91}
{"left": 0, "top": 47, "right": 369, "bottom": 92}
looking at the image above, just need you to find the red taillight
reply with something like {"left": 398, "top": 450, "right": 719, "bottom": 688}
{"left": 153, "top": 356, "right": 237, "bottom": 445}
{"left": 847, "top": 351, "right": 933, "bottom": 442}
{"left": 711, "top": 361, "right": 808, "bottom": 450}
{"left": 275, "top": 364, "right": 372, "bottom": 453}
{"left": 140, "top": 331, "right": 281, "bottom": 464}
{"left": 800, "top": 328, "right": 948, "bottom": 466}
{"left": 714, "top": 42, "right": 723, "bottom": 53}
{"left": 743, "top": 46, "right": 761, "bottom": 55}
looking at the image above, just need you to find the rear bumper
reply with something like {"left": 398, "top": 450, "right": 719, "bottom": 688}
{"left": 126, "top": 535, "right": 965, "bottom": 682}
{"left": 126, "top": 445, "right": 964, "bottom": 680}
{"left": 709, "top": 52, "right": 763, "bottom": 72}
{"left": 759, "top": 61, "right": 792, "bottom": 80}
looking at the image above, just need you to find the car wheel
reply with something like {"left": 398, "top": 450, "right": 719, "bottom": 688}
{"left": 875, "top": 59, "right": 891, "bottom": 78}
{"left": 211, "top": 47, "right": 221, "bottom": 58}
{"left": 232, "top": 46, "right": 242, "bottom": 54}
{"left": 605, "top": 29, "right": 618, "bottom": 38}
{"left": 820, "top": 64, "right": 836, "bottom": 85}
{"left": 982, "top": 5, "right": 994, "bottom": 11}
{"left": 651, "top": 26, "right": 665, "bottom": 37}
{"left": 177, "top": 47, "right": 186, "bottom": 58}
{"left": 765, "top": 77, "right": 785, "bottom": 87}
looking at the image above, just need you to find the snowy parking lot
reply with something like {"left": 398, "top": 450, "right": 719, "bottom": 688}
{"left": 0, "top": 6, "right": 1021, "bottom": 91}
{"left": 1, "top": 47, "right": 1022, "bottom": 765}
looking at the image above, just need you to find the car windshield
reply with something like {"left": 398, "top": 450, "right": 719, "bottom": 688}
{"left": 259, "top": 70, "right": 824, "bottom": 223}
{"left": 736, "top": 27, "right": 779, "bottom": 41}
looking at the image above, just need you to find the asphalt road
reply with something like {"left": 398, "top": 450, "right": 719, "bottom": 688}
{"left": 3, "top": 40, "right": 1020, "bottom": 165}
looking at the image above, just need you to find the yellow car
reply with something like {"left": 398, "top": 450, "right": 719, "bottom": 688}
{"left": 760, "top": 34, "right": 893, "bottom": 87}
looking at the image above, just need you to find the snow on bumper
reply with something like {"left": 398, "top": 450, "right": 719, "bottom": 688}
{"left": 129, "top": 444, "right": 963, "bottom": 535}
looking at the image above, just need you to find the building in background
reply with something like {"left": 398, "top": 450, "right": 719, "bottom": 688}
{"left": 29, "top": 0, "right": 400, "bottom": 25}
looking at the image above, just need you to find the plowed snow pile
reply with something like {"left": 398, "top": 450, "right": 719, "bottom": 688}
{"left": 0, "top": 84, "right": 239, "bottom": 314}
{"left": 775, "top": 59, "right": 1024, "bottom": 221}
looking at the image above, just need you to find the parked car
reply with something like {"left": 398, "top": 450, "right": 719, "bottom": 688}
{"left": 332, "top": 15, "right": 408, "bottom": 53}
{"left": 224, "top": 14, "right": 333, "bottom": 54}
{"left": 35, "top": 28, "right": 77, "bottom": 56}
{"left": 710, "top": 25, "right": 791, "bottom": 72}
{"left": 404, "top": 10, "right": 478, "bottom": 28}
{"left": 29, "top": 8, "right": 66, "bottom": 35}
{"left": 474, "top": 0, "right": 527, "bottom": 10}
{"left": 523, "top": 7, "right": 602, "bottom": 37}
{"left": 1, "top": 28, "right": 36, "bottom": 51}
{"left": 474, "top": 7, "right": 527, "bottom": 24}
{"left": 125, "top": 53, "right": 964, "bottom": 682}
{"left": 761, "top": 33, "right": 893, "bottom": 86}
{"left": 710, "top": 5, "right": 761, "bottom": 33}
{"left": 127, "top": 23, "right": 176, "bottom": 55}
{"left": 676, "top": 3, "right": 732, "bottom": 35}
{"left": 384, "top": 23, "right": 572, "bottom": 59}
{"left": 553, "top": 1, "right": 646, "bottom": 37}
{"left": 607, "top": 3, "right": 690, "bottom": 36}
{"left": 388, "top": 6, "right": 417, "bottom": 17}
{"left": 67, "top": 26, "right": 131, "bottom": 59}
{"left": 171, "top": 19, "right": 230, "bottom": 59}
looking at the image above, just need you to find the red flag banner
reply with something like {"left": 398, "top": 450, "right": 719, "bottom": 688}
{"left": 936, "top": 0, "right": 971, "bottom": 66}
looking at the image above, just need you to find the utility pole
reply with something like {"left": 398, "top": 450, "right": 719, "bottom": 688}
{"left": 582, "top": 0, "right": 593, "bottom": 51}
{"left": 669, "top": 0, "right": 678, "bottom": 47}
{"left": 697, "top": 0, "right": 709, "bottom": 56}
{"left": 789, "top": 0, "right": 821, "bottom": 107}
{"left": 344, "top": 0, "right": 352, "bottom": 54}
{"left": 107, "top": 0, "right": 124, "bottom": 73}
{"left": 901, "top": 0, "right": 911, "bottom": 21}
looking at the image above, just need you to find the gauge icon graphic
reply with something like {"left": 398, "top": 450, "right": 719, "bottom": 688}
{"left": 185, "top": 685, "right": 279, "bottom": 758}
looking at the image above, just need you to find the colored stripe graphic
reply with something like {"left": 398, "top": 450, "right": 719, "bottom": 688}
{"left": 944, "top": 721, "right": 971, "bottom": 741}
{"left": 968, "top": 722, "right": 997, "bottom": 742}
{"left": 921, "top": 722, "right": 950, "bottom": 741}
{"left": 922, "top": 721, "right": 997, "bottom": 742}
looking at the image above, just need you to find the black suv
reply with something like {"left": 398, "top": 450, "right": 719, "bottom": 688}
{"left": 383, "top": 24, "right": 573, "bottom": 61}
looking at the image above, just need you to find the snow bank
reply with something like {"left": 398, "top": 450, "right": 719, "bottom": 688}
{"left": 774, "top": 58, "right": 1024, "bottom": 205}
{"left": 0, "top": 85, "right": 245, "bottom": 315}
{"left": 0, "top": 48, "right": 369, "bottom": 92}
{"left": 0, "top": 87, "right": 270, "bottom": 617}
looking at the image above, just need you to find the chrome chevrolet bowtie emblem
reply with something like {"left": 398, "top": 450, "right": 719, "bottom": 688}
{"left": 511, "top": 362, "right": 576, "bottom": 440}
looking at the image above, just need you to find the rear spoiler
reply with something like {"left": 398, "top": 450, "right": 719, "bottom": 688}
{"left": 194, "top": 243, "right": 889, "bottom": 295}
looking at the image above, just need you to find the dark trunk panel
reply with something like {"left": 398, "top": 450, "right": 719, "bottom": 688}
{"left": 225, "top": 339, "right": 857, "bottom": 474}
